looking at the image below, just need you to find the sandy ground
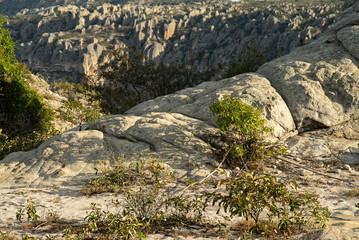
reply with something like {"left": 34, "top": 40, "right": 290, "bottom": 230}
{"left": 1, "top": 156, "right": 359, "bottom": 239}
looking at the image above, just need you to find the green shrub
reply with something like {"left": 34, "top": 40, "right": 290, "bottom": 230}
{"left": 16, "top": 197, "right": 40, "bottom": 223}
{"left": 54, "top": 82, "right": 104, "bottom": 131}
{"left": 0, "top": 16, "right": 56, "bottom": 159}
{"left": 67, "top": 202, "right": 148, "bottom": 240}
{"left": 81, "top": 156, "right": 173, "bottom": 195}
{"left": 77, "top": 156, "right": 208, "bottom": 239}
{"left": 210, "top": 95, "right": 285, "bottom": 169}
{"left": 206, "top": 172, "right": 329, "bottom": 235}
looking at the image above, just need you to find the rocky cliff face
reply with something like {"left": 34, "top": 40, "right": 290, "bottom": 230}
{"left": 4, "top": 0, "right": 342, "bottom": 82}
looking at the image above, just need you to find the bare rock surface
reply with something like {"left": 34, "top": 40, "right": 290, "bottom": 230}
{"left": 127, "top": 73, "right": 296, "bottom": 140}
{"left": 0, "top": 130, "right": 109, "bottom": 188}
{"left": 337, "top": 25, "right": 359, "bottom": 59}
{"left": 0, "top": 112, "right": 226, "bottom": 188}
{"left": 257, "top": 32, "right": 359, "bottom": 132}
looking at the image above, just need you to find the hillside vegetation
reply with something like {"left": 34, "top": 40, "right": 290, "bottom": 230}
{"left": 0, "top": 17, "right": 56, "bottom": 159}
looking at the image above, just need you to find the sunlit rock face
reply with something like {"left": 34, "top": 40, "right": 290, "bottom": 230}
{"left": 4, "top": 0, "right": 340, "bottom": 82}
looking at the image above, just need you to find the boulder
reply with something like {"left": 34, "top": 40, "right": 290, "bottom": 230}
{"left": 286, "top": 135, "right": 331, "bottom": 159}
{"left": 257, "top": 32, "right": 359, "bottom": 132}
{"left": 341, "top": 147, "right": 359, "bottom": 166}
{"left": 127, "top": 73, "right": 296, "bottom": 140}
{"left": 337, "top": 26, "right": 359, "bottom": 60}
{"left": 0, "top": 112, "right": 223, "bottom": 188}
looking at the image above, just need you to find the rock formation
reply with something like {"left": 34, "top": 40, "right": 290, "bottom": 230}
{"left": 3, "top": 0, "right": 341, "bottom": 82}
{"left": 1, "top": 0, "right": 358, "bottom": 187}
{"left": 1, "top": 0, "right": 359, "bottom": 239}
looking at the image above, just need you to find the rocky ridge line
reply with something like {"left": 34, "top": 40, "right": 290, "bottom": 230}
{"left": 5, "top": 0, "right": 342, "bottom": 82}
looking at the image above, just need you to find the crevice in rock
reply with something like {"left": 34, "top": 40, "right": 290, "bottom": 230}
{"left": 298, "top": 117, "right": 330, "bottom": 133}
{"left": 161, "top": 138, "right": 191, "bottom": 154}
{"left": 127, "top": 134, "right": 157, "bottom": 152}
{"left": 192, "top": 132, "right": 228, "bottom": 151}
{"left": 101, "top": 130, "right": 156, "bottom": 152}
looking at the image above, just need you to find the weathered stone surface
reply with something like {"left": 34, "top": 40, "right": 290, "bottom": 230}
{"left": 127, "top": 73, "right": 296, "bottom": 140}
{"left": 0, "top": 112, "right": 223, "bottom": 187}
{"left": 324, "top": 119, "right": 359, "bottom": 140}
{"left": 0, "top": 130, "right": 109, "bottom": 188}
{"left": 332, "top": 1, "right": 359, "bottom": 31}
{"left": 257, "top": 33, "right": 359, "bottom": 132}
{"left": 337, "top": 26, "right": 359, "bottom": 60}
{"left": 286, "top": 135, "right": 331, "bottom": 159}
{"left": 341, "top": 147, "right": 359, "bottom": 166}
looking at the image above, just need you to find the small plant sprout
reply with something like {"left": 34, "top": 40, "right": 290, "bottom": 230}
{"left": 16, "top": 197, "right": 40, "bottom": 222}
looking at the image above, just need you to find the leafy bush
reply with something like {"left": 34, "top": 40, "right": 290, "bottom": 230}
{"left": 83, "top": 155, "right": 206, "bottom": 225}
{"left": 66, "top": 190, "right": 207, "bottom": 239}
{"left": 72, "top": 202, "right": 149, "bottom": 240}
{"left": 0, "top": 16, "right": 56, "bottom": 159}
{"left": 82, "top": 156, "right": 173, "bottom": 195}
{"left": 77, "top": 156, "right": 208, "bottom": 239}
{"left": 123, "top": 185, "right": 206, "bottom": 226}
{"left": 206, "top": 172, "right": 329, "bottom": 235}
{"left": 54, "top": 82, "right": 105, "bottom": 131}
{"left": 210, "top": 95, "right": 285, "bottom": 169}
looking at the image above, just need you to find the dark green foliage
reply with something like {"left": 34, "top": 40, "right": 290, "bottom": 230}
{"left": 54, "top": 82, "right": 104, "bottom": 131}
{"left": 99, "top": 48, "right": 214, "bottom": 114}
{"left": 206, "top": 173, "right": 329, "bottom": 235}
{"left": 225, "top": 40, "right": 268, "bottom": 79}
{"left": 0, "top": 16, "right": 55, "bottom": 159}
{"left": 210, "top": 95, "right": 285, "bottom": 169}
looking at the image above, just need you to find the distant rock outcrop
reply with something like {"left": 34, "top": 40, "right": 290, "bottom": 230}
{"left": 5, "top": 0, "right": 341, "bottom": 82}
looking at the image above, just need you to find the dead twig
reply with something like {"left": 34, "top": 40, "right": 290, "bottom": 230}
{"left": 277, "top": 156, "right": 359, "bottom": 187}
